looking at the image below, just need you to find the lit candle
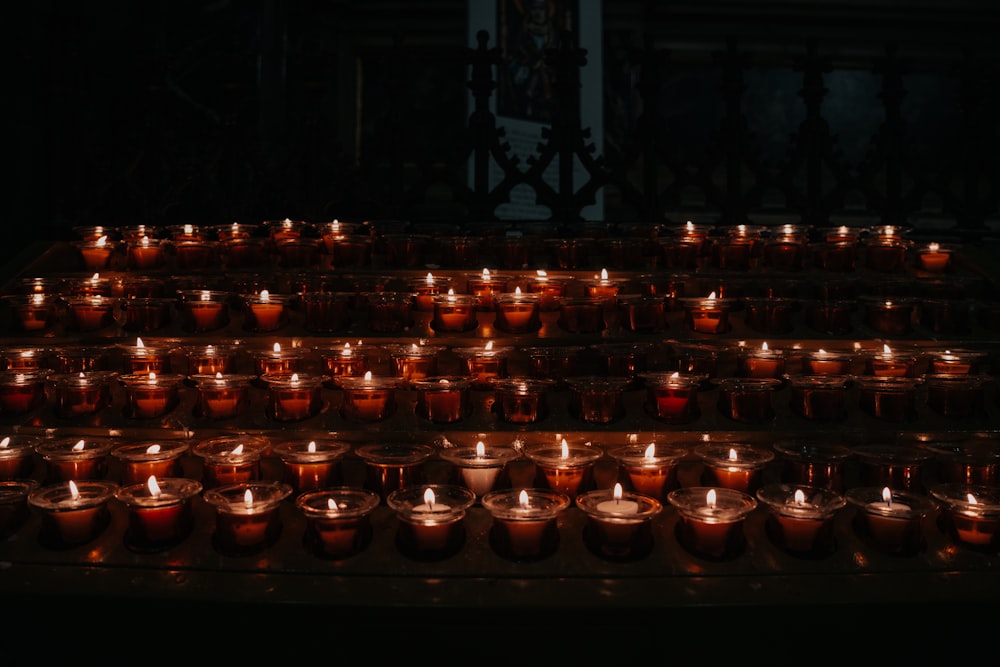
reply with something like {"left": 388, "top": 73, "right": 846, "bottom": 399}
{"left": 36, "top": 437, "right": 114, "bottom": 483}
{"left": 439, "top": 440, "right": 519, "bottom": 497}
{"left": 112, "top": 440, "right": 189, "bottom": 485}
{"left": 641, "top": 371, "right": 704, "bottom": 424}
{"left": 192, "top": 435, "right": 270, "bottom": 489}
{"left": 180, "top": 290, "right": 230, "bottom": 332}
{"left": 387, "top": 484, "right": 475, "bottom": 560}
{"left": 28, "top": 479, "right": 118, "bottom": 548}
{"left": 296, "top": 488, "right": 381, "bottom": 559}
{"left": 526, "top": 269, "right": 568, "bottom": 311}
{"left": 523, "top": 438, "right": 603, "bottom": 499}
{"left": 737, "top": 341, "right": 785, "bottom": 379}
{"left": 494, "top": 287, "right": 542, "bottom": 333}
{"left": 246, "top": 289, "right": 288, "bottom": 332}
{"left": 413, "top": 376, "right": 473, "bottom": 423}
{"left": 930, "top": 484, "right": 1000, "bottom": 549}
{"left": 263, "top": 372, "right": 324, "bottom": 422}
{"left": 607, "top": 441, "right": 688, "bottom": 500}
{"left": 77, "top": 234, "right": 114, "bottom": 271}
{"left": 0, "top": 370, "right": 51, "bottom": 415}
{"left": 846, "top": 486, "right": 935, "bottom": 556}
{"left": 481, "top": 488, "right": 570, "bottom": 561}
{"left": 47, "top": 371, "right": 116, "bottom": 419}
{"left": 466, "top": 268, "right": 510, "bottom": 311}
{"left": 274, "top": 438, "right": 351, "bottom": 495}
{"left": 127, "top": 234, "right": 165, "bottom": 270}
{"left": 430, "top": 289, "right": 479, "bottom": 333}
{"left": 668, "top": 486, "right": 757, "bottom": 560}
{"left": 584, "top": 268, "right": 622, "bottom": 302}
{"left": 917, "top": 242, "right": 951, "bottom": 272}
{"left": 683, "top": 292, "right": 732, "bottom": 334}
{"left": 203, "top": 482, "right": 293, "bottom": 556}
{"left": 339, "top": 371, "right": 397, "bottom": 422}
{"left": 454, "top": 341, "right": 511, "bottom": 388}
{"left": 696, "top": 444, "right": 775, "bottom": 494}
{"left": 316, "top": 341, "right": 369, "bottom": 388}
{"left": 193, "top": 372, "right": 253, "bottom": 420}
{"left": 802, "top": 348, "right": 853, "bottom": 376}
{"left": 0, "top": 435, "right": 38, "bottom": 479}
{"left": 115, "top": 475, "right": 202, "bottom": 552}
{"left": 576, "top": 483, "right": 663, "bottom": 561}
{"left": 121, "top": 371, "right": 184, "bottom": 419}
{"left": 756, "top": 483, "right": 845, "bottom": 557}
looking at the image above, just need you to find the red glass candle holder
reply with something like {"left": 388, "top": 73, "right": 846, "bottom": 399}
{"left": 454, "top": 344, "right": 512, "bottom": 389}
{"left": 0, "top": 370, "right": 51, "bottom": 415}
{"left": 193, "top": 435, "right": 270, "bottom": 490}
{"left": 863, "top": 346, "right": 917, "bottom": 377}
{"left": 786, "top": 374, "right": 850, "bottom": 421}
{"left": 3, "top": 294, "right": 60, "bottom": 334}
{"left": 181, "top": 344, "right": 240, "bottom": 376}
{"left": 64, "top": 295, "right": 119, "bottom": 332}
{"left": 919, "top": 298, "right": 971, "bottom": 335}
{"left": 930, "top": 483, "right": 1000, "bottom": 550}
{"left": 119, "top": 340, "right": 172, "bottom": 375}
{"left": 0, "top": 479, "right": 38, "bottom": 538}
{"left": 522, "top": 345, "right": 584, "bottom": 388}
{"left": 556, "top": 296, "right": 606, "bottom": 333}
{"left": 525, "top": 271, "right": 569, "bottom": 311}
{"left": 35, "top": 437, "right": 113, "bottom": 483}
{"left": 315, "top": 342, "right": 369, "bottom": 388}
{"left": 523, "top": 439, "right": 603, "bottom": 500}
{"left": 743, "top": 297, "right": 797, "bottom": 335}
{"left": 173, "top": 239, "right": 219, "bottom": 270}
{"left": 845, "top": 486, "right": 936, "bottom": 556}
{"left": 925, "top": 348, "right": 987, "bottom": 375}
{"left": 263, "top": 372, "right": 325, "bottom": 422}
{"left": 493, "top": 236, "right": 534, "bottom": 270}
{"left": 66, "top": 274, "right": 113, "bottom": 297}
{"left": 736, "top": 344, "right": 787, "bottom": 379}
{"left": 408, "top": 273, "right": 452, "bottom": 311}
{"left": 203, "top": 481, "right": 293, "bottom": 556}
{"left": 297, "top": 487, "right": 381, "bottom": 559}
{"left": 635, "top": 273, "right": 686, "bottom": 311}
{"left": 222, "top": 237, "right": 267, "bottom": 269}
{"left": 121, "top": 297, "right": 172, "bottom": 332}
{"left": 668, "top": 486, "right": 757, "bottom": 560}
{"left": 430, "top": 292, "right": 479, "bottom": 333}
{"left": 915, "top": 242, "right": 953, "bottom": 273}
{"left": 365, "top": 291, "right": 416, "bottom": 332}
{"left": 640, "top": 371, "right": 705, "bottom": 424}
{"left": 125, "top": 236, "right": 166, "bottom": 270}
{"left": 48, "top": 346, "right": 109, "bottom": 374}
{"left": 862, "top": 297, "right": 916, "bottom": 335}
{"left": 338, "top": 373, "right": 397, "bottom": 422}
{"left": 548, "top": 238, "right": 594, "bottom": 270}
{"left": 801, "top": 348, "right": 855, "bottom": 376}
{"left": 75, "top": 237, "right": 116, "bottom": 271}
{"left": 413, "top": 376, "right": 473, "bottom": 423}
{"left": 355, "top": 442, "right": 435, "bottom": 501}
{"left": 805, "top": 298, "right": 855, "bottom": 334}
{"left": 658, "top": 238, "right": 702, "bottom": 271}
{"left": 384, "top": 233, "right": 430, "bottom": 268}
{"left": 192, "top": 373, "right": 254, "bottom": 420}
{"left": 681, "top": 295, "right": 734, "bottom": 334}
{"left": 274, "top": 438, "right": 351, "bottom": 495}
{"left": 439, "top": 441, "right": 520, "bottom": 497}
{"left": 494, "top": 291, "right": 542, "bottom": 334}
{"left": 662, "top": 341, "right": 720, "bottom": 383}
{"left": 388, "top": 343, "right": 444, "bottom": 387}
{"left": 28, "top": 480, "right": 118, "bottom": 549}
{"left": 565, "top": 376, "right": 629, "bottom": 424}
{"left": 252, "top": 344, "right": 311, "bottom": 378}
{"left": 299, "top": 291, "right": 352, "bottom": 333}
{"left": 112, "top": 440, "right": 190, "bottom": 485}
{"left": 773, "top": 441, "right": 853, "bottom": 493}
{"left": 387, "top": 484, "right": 476, "bottom": 561}
{"left": 710, "top": 237, "right": 756, "bottom": 271}
{"left": 465, "top": 270, "right": 511, "bottom": 311}
{"left": 808, "top": 241, "right": 858, "bottom": 272}
{"left": 606, "top": 237, "right": 648, "bottom": 269}
{"left": 756, "top": 483, "right": 846, "bottom": 558}
{"left": 264, "top": 218, "right": 311, "bottom": 241}
{"left": 481, "top": 488, "right": 570, "bottom": 562}
{"left": 864, "top": 239, "right": 911, "bottom": 272}
{"left": 47, "top": 371, "right": 117, "bottom": 419}
{"left": 855, "top": 376, "right": 922, "bottom": 422}
{"left": 177, "top": 290, "right": 231, "bottom": 333}
{"left": 490, "top": 377, "right": 553, "bottom": 424}
{"left": 275, "top": 236, "right": 321, "bottom": 269}
{"left": 243, "top": 291, "right": 291, "bottom": 332}
{"left": 606, "top": 441, "right": 688, "bottom": 501}
{"left": 927, "top": 442, "right": 1000, "bottom": 487}
{"left": 714, "top": 377, "right": 781, "bottom": 423}
{"left": 923, "top": 373, "right": 989, "bottom": 418}
{"left": 0, "top": 434, "right": 38, "bottom": 479}
{"left": 616, "top": 294, "right": 668, "bottom": 333}
{"left": 695, "top": 443, "right": 775, "bottom": 494}
{"left": 853, "top": 444, "right": 934, "bottom": 492}
{"left": 576, "top": 485, "right": 663, "bottom": 561}
{"left": 120, "top": 372, "right": 184, "bottom": 420}
{"left": 0, "top": 346, "right": 46, "bottom": 373}
{"left": 115, "top": 476, "right": 202, "bottom": 553}
{"left": 583, "top": 270, "right": 625, "bottom": 304}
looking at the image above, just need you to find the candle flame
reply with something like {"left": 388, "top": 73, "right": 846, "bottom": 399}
{"left": 423, "top": 487, "right": 436, "bottom": 510}
{"left": 838, "top": 225, "right": 848, "bottom": 235}
{"left": 670, "top": 371, "right": 680, "bottom": 379}
{"left": 482, "top": 268, "right": 491, "bottom": 279}
{"left": 141, "top": 236, "right": 150, "bottom": 247}
{"left": 967, "top": 493, "right": 978, "bottom": 505}
{"left": 184, "top": 224, "right": 194, "bottom": 235}
{"left": 514, "top": 286, "right": 522, "bottom": 295}
{"left": 728, "top": 448, "right": 738, "bottom": 462}
{"left": 882, "top": 486, "right": 893, "bottom": 505}
{"left": 148, "top": 372, "right": 157, "bottom": 382}
{"left": 476, "top": 441, "right": 486, "bottom": 458}
{"left": 613, "top": 482, "right": 624, "bottom": 501}
{"left": 485, "top": 341, "right": 494, "bottom": 351}
{"left": 146, "top": 444, "right": 161, "bottom": 454}
{"left": 260, "top": 290, "right": 270, "bottom": 302}
{"left": 136, "top": 337, "right": 145, "bottom": 348}
{"left": 147, "top": 475, "right": 162, "bottom": 497}
{"left": 794, "top": 489, "right": 806, "bottom": 505}
{"left": 519, "top": 489, "right": 530, "bottom": 509}
{"left": 644, "top": 443, "right": 656, "bottom": 459}
{"left": 231, "top": 444, "right": 244, "bottom": 455}
{"left": 685, "top": 221, "right": 695, "bottom": 232}
{"left": 273, "top": 342, "right": 282, "bottom": 353}
{"left": 364, "top": 371, "right": 373, "bottom": 381}
{"left": 447, "top": 288, "right": 455, "bottom": 296}
{"left": 0, "top": 437, "right": 9, "bottom": 449}
{"left": 69, "top": 480, "right": 80, "bottom": 500}
{"left": 244, "top": 489, "right": 254, "bottom": 507}
{"left": 707, "top": 291, "right": 717, "bottom": 300}
{"left": 96, "top": 235, "right": 107, "bottom": 247}
{"left": 308, "top": 441, "right": 317, "bottom": 453}
{"left": 32, "top": 293, "right": 44, "bottom": 305}
{"left": 215, "top": 372, "right": 224, "bottom": 380}
{"left": 600, "top": 268, "right": 609, "bottom": 280}
{"left": 91, "top": 273, "right": 100, "bottom": 282}
{"left": 200, "top": 290, "right": 211, "bottom": 301}
{"left": 327, "top": 498, "right": 339, "bottom": 511}
{"left": 761, "top": 341, "right": 769, "bottom": 352}
{"left": 928, "top": 242, "right": 940, "bottom": 252}
{"left": 290, "top": 373, "right": 300, "bottom": 382}
{"left": 536, "top": 270, "right": 547, "bottom": 278}
{"left": 883, "top": 344, "right": 892, "bottom": 355}
{"left": 73, "top": 439, "right": 86, "bottom": 452}
{"left": 425, "top": 273, "right": 434, "bottom": 285}
{"left": 561, "top": 438, "right": 569, "bottom": 459}
{"left": 706, "top": 488, "right": 717, "bottom": 509}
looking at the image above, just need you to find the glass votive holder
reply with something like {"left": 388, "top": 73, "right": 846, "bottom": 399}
{"left": 408, "top": 273, "right": 452, "bottom": 311}
{"left": 616, "top": 294, "right": 668, "bottom": 333}
{"left": 296, "top": 487, "right": 381, "bottom": 560}
{"left": 35, "top": 437, "right": 114, "bottom": 483}
{"left": 785, "top": 374, "right": 850, "bottom": 422}
{"left": 0, "top": 370, "right": 51, "bottom": 415}
{"left": 0, "top": 479, "right": 38, "bottom": 538}
{"left": 3, "top": 294, "right": 60, "bottom": 334}
{"left": 28, "top": 480, "right": 118, "bottom": 549}
{"left": 177, "top": 290, "right": 231, "bottom": 333}
{"left": 364, "top": 291, "right": 416, "bottom": 332}
{"left": 743, "top": 297, "right": 797, "bottom": 335}
{"left": 919, "top": 298, "right": 971, "bottom": 335}
{"left": 639, "top": 371, "right": 704, "bottom": 424}
{"left": 262, "top": 372, "right": 324, "bottom": 422}
{"left": 710, "top": 236, "right": 756, "bottom": 271}
{"left": 64, "top": 295, "right": 119, "bottom": 332}
{"left": 111, "top": 440, "right": 190, "bottom": 486}
{"left": 242, "top": 291, "right": 292, "bottom": 333}
{"left": 299, "top": 291, "right": 353, "bottom": 333}
{"left": 430, "top": 292, "right": 479, "bottom": 333}
{"left": 222, "top": 237, "right": 268, "bottom": 269}
{"left": 926, "top": 441, "right": 1000, "bottom": 487}
{"left": 714, "top": 377, "right": 782, "bottom": 423}
{"left": 1, "top": 346, "right": 48, "bottom": 372}
{"left": 864, "top": 238, "right": 911, "bottom": 273}
{"left": 803, "top": 299, "right": 855, "bottom": 335}
{"left": 695, "top": 443, "right": 775, "bottom": 494}
{"left": 490, "top": 377, "right": 553, "bottom": 424}
{"left": 180, "top": 343, "right": 240, "bottom": 376}
{"left": 274, "top": 438, "right": 351, "bottom": 495}
{"left": 173, "top": 239, "right": 219, "bottom": 270}
{"left": 438, "top": 235, "right": 482, "bottom": 268}
{"left": 659, "top": 237, "right": 702, "bottom": 271}
{"left": 522, "top": 345, "right": 584, "bottom": 389}
{"left": 387, "top": 484, "right": 476, "bottom": 561}
{"left": 0, "top": 434, "right": 39, "bottom": 479}
{"left": 594, "top": 341, "right": 652, "bottom": 388}
{"left": 736, "top": 343, "right": 787, "bottom": 379}
{"left": 914, "top": 242, "right": 953, "bottom": 272}
{"left": 773, "top": 441, "right": 853, "bottom": 493}
{"left": 606, "top": 237, "right": 649, "bottom": 269}
{"left": 48, "top": 346, "right": 108, "bottom": 374}
{"left": 115, "top": 476, "right": 202, "bottom": 553}
{"left": 925, "top": 348, "right": 987, "bottom": 375}
{"left": 493, "top": 291, "right": 542, "bottom": 334}
{"left": 930, "top": 483, "right": 1000, "bottom": 550}
{"left": 454, "top": 343, "right": 512, "bottom": 389}
{"left": 75, "top": 237, "right": 116, "bottom": 271}
{"left": 125, "top": 236, "right": 167, "bottom": 271}
{"left": 525, "top": 271, "right": 570, "bottom": 311}
{"left": 121, "top": 297, "right": 173, "bottom": 333}
{"left": 119, "top": 372, "right": 184, "bottom": 420}
{"left": 861, "top": 297, "right": 916, "bottom": 335}
{"left": 756, "top": 483, "right": 846, "bottom": 558}
{"left": 388, "top": 343, "right": 444, "bottom": 387}
{"left": 845, "top": 486, "right": 936, "bottom": 556}
{"left": 191, "top": 373, "right": 254, "bottom": 420}
{"left": 522, "top": 439, "right": 603, "bottom": 500}
{"left": 808, "top": 240, "right": 858, "bottom": 272}
{"left": 681, "top": 295, "right": 734, "bottom": 334}
{"left": 762, "top": 236, "right": 807, "bottom": 271}
{"left": 863, "top": 345, "right": 917, "bottom": 377}
{"left": 582, "top": 269, "right": 625, "bottom": 304}
{"left": 576, "top": 483, "right": 663, "bottom": 561}
{"left": 565, "top": 376, "right": 629, "bottom": 424}
{"left": 668, "top": 486, "right": 757, "bottom": 560}
{"left": 635, "top": 273, "right": 687, "bottom": 311}
{"left": 556, "top": 296, "right": 606, "bottom": 333}
{"left": 494, "top": 236, "right": 535, "bottom": 270}
{"left": 251, "top": 343, "right": 311, "bottom": 378}
{"left": 203, "top": 481, "right": 293, "bottom": 556}
{"left": 481, "top": 488, "right": 569, "bottom": 562}
{"left": 855, "top": 376, "right": 922, "bottom": 422}
{"left": 338, "top": 373, "right": 397, "bottom": 422}
{"left": 274, "top": 236, "right": 321, "bottom": 269}
{"left": 315, "top": 342, "right": 369, "bottom": 388}
{"left": 465, "top": 270, "right": 512, "bottom": 311}
{"left": 66, "top": 273, "right": 113, "bottom": 297}
{"left": 439, "top": 440, "right": 520, "bottom": 498}
{"left": 413, "top": 376, "right": 473, "bottom": 423}
{"left": 192, "top": 435, "right": 270, "bottom": 490}
{"left": 355, "top": 443, "right": 436, "bottom": 501}
{"left": 606, "top": 441, "right": 688, "bottom": 501}
{"left": 549, "top": 237, "right": 595, "bottom": 270}
{"left": 119, "top": 340, "right": 172, "bottom": 375}
{"left": 853, "top": 444, "right": 934, "bottom": 493}
{"left": 801, "top": 348, "right": 855, "bottom": 376}
{"left": 923, "top": 373, "right": 989, "bottom": 418}
{"left": 46, "top": 371, "right": 117, "bottom": 419}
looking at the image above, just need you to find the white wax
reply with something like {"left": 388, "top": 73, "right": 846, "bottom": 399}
{"left": 412, "top": 503, "right": 451, "bottom": 513}
{"left": 597, "top": 498, "right": 640, "bottom": 515}
{"left": 460, "top": 467, "right": 501, "bottom": 496}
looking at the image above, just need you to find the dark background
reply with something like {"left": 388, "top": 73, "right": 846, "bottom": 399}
{"left": 11, "top": 1, "right": 1000, "bottom": 254}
